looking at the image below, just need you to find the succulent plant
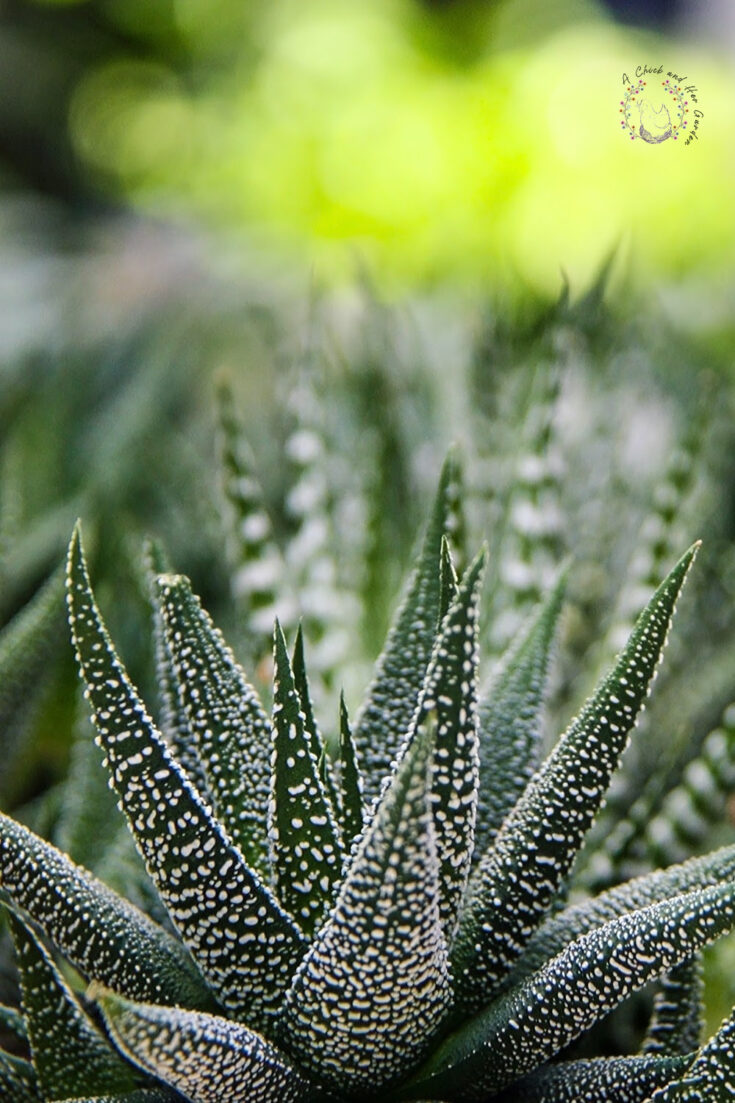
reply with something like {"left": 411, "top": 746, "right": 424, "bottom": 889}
{"left": 2, "top": 455, "right": 735, "bottom": 1103}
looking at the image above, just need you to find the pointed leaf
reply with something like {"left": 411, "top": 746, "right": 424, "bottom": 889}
{"left": 55, "top": 696, "right": 128, "bottom": 873}
{"left": 153, "top": 572, "right": 272, "bottom": 873}
{"left": 146, "top": 543, "right": 210, "bottom": 798}
{"left": 8, "top": 910, "right": 137, "bottom": 1099}
{"left": 507, "top": 842, "right": 735, "bottom": 986}
{"left": 279, "top": 721, "right": 451, "bottom": 1095}
{"left": 474, "top": 570, "right": 566, "bottom": 859}
{"left": 0, "top": 812, "right": 207, "bottom": 1008}
{"left": 67, "top": 527, "right": 306, "bottom": 1024}
{"left": 216, "top": 378, "right": 284, "bottom": 644}
{"left": 438, "top": 536, "right": 459, "bottom": 623}
{"left": 354, "top": 453, "right": 460, "bottom": 805}
{"left": 415, "top": 880, "right": 735, "bottom": 1101}
{"left": 642, "top": 957, "right": 703, "bottom": 1058}
{"left": 492, "top": 1054, "right": 689, "bottom": 1103}
{"left": 95, "top": 990, "right": 314, "bottom": 1103}
{"left": 0, "top": 1050, "right": 39, "bottom": 1102}
{"left": 338, "top": 692, "right": 363, "bottom": 849}
{"left": 292, "top": 625, "right": 340, "bottom": 819}
{"left": 452, "top": 544, "right": 698, "bottom": 1010}
{"left": 645, "top": 1004, "right": 735, "bottom": 1100}
{"left": 270, "top": 622, "right": 344, "bottom": 935}
{"left": 420, "top": 547, "right": 484, "bottom": 938}
{"left": 0, "top": 1002, "right": 27, "bottom": 1043}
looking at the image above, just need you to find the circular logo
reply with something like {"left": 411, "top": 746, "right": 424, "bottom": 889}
{"left": 619, "top": 68, "right": 702, "bottom": 145}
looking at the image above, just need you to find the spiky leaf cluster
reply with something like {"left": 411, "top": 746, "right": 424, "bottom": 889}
{"left": 1, "top": 458, "right": 735, "bottom": 1103}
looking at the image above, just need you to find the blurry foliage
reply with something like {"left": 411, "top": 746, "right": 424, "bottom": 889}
{"left": 1, "top": 0, "right": 734, "bottom": 293}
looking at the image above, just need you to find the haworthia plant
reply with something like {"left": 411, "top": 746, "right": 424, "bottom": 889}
{"left": 2, "top": 460, "right": 735, "bottom": 1101}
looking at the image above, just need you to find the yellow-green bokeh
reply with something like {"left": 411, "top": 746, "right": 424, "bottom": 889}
{"left": 67, "top": 0, "right": 735, "bottom": 293}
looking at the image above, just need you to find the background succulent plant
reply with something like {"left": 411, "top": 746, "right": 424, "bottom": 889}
{"left": 1, "top": 445, "right": 735, "bottom": 1099}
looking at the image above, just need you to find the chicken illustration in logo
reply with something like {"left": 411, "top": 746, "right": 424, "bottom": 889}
{"left": 637, "top": 98, "right": 672, "bottom": 143}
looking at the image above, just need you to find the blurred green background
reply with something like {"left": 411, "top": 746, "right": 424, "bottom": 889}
{"left": 1, "top": 0, "right": 734, "bottom": 295}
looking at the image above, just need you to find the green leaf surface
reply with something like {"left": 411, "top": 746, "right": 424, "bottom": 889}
{"left": 0, "top": 1001, "right": 27, "bottom": 1043}
{"left": 474, "top": 571, "right": 566, "bottom": 860}
{"left": 67, "top": 527, "right": 306, "bottom": 1025}
{"left": 146, "top": 543, "right": 210, "bottom": 799}
{"left": 338, "top": 692, "right": 363, "bottom": 850}
{"left": 0, "top": 565, "right": 66, "bottom": 798}
{"left": 279, "top": 721, "right": 451, "bottom": 1095}
{"left": 55, "top": 696, "right": 128, "bottom": 874}
{"left": 645, "top": 1004, "right": 735, "bottom": 1100}
{"left": 419, "top": 547, "right": 484, "bottom": 939}
{"left": 414, "top": 881, "right": 735, "bottom": 1102}
{"left": 353, "top": 453, "right": 459, "bottom": 806}
{"left": 492, "top": 1054, "right": 689, "bottom": 1103}
{"left": 507, "top": 842, "right": 735, "bottom": 986}
{"left": 0, "top": 812, "right": 207, "bottom": 1009}
{"left": 292, "top": 626, "right": 341, "bottom": 822}
{"left": 452, "top": 544, "right": 698, "bottom": 1010}
{"left": 96, "top": 990, "right": 314, "bottom": 1103}
{"left": 270, "top": 623, "right": 344, "bottom": 936}
{"left": 642, "top": 957, "right": 703, "bottom": 1058}
{"left": 153, "top": 572, "right": 272, "bottom": 873}
{"left": 7, "top": 910, "right": 137, "bottom": 1099}
{"left": 0, "top": 1049, "right": 39, "bottom": 1102}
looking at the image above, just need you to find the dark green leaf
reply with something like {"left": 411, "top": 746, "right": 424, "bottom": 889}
{"left": 67, "top": 526, "right": 306, "bottom": 1025}
{"left": 271, "top": 622, "right": 344, "bottom": 935}
{"left": 338, "top": 692, "right": 363, "bottom": 850}
{"left": 642, "top": 957, "right": 703, "bottom": 1058}
{"left": 507, "top": 842, "right": 735, "bottom": 986}
{"left": 645, "top": 1004, "right": 735, "bottom": 1100}
{"left": 153, "top": 572, "right": 272, "bottom": 873}
{"left": 353, "top": 453, "right": 460, "bottom": 805}
{"left": 0, "top": 812, "right": 207, "bottom": 1009}
{"left": 452, "top": 544, "right": 699, "bottom": 1011}
{"left": 415, "top": 880, "right": 735, "bottom": 1101}
{"left": 292, "top": 626, "right": 340, "bottom": 820}
{"left": 0, "top": 1049, "right": 39, "bottom": 1102}
{"left": 474, "top": 570, "right": 566, "bottom": 859}
{"left": 96, "top": 989, "right": 314, "bottom": 1103}
{"left": 7, "top": 910, "right": 137, "bottom": 1098}
{"left": 492, "top": 1054, "right": 689, "bottom": 1103}
{"left": 279, "top": 721, "right": 451, "bottom": 1095}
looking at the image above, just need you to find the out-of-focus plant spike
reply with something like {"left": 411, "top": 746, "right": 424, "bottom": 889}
{"left": 604, "top": 392, "right": 712, "bottom": 662}
{"left": 282, "top": 362, "right": 359, "bottom": 700}
{"left": 215, "top": 376, "right": 287, "bottom": 661}
{"left": 485, "top": 363, "right": 564, "bottom": 656}
{"left": 641, "top": 955, "right": 704, "bottom": 1059}
{"left": 0, "top": 564, "right": 67, "bottom": 803}
{"left": 582, "top": 701, "right": 735, "bottom": 894}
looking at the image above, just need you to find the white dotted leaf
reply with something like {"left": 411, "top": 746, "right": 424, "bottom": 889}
{"left": 153, "top": 572, "right": 273, "bottom": 875}
{"left": 415, "top": 880, "right": 735, "bottom": 1101}
{"left": 645, "top": 1004, "right": 735, "bottom": 1100}
{"left": 279, "top": 720, "right": 451, "bottom": 1095}
{"left": 66, "top": 526, "right": 306, "bottom": 1025}
{"left": 492, "top": 1054, "right": 690, "bottom": 1103}
{"left": 270, "top": 622, "right": 344, "bottom": 936}
{"left": 353, "top": 453, "right": 460, "bottom": 806}
{"left": 7, "top": 909, "right": 138, "bottom": 1099}
{"left": 452, "top": 544, "right": 699, "bottom": 1010}
{"left": 96, "top": 990, "right": 315, "bottom": 1103}
{"left": 0, "top": 812, "right": 207, "bottom": 1009}
{"left": 474, "top": 570, "right": 566, "bottom": 860}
